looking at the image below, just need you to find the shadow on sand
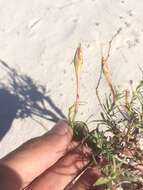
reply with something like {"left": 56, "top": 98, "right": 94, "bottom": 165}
{"left": 0, "top": 60, "right": 66, "bottom": 140}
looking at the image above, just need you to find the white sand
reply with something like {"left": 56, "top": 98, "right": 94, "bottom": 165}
{"left": 0, "top": 0, "right": 143, "bottom": 158}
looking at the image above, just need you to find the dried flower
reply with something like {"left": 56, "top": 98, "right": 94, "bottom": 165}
{"left": 102, "top": 56, "right": 116, "bottom": 104}
{"left": 68, "top": 44, "right": 83, "bottom": 124}
{"left": 74, "top": 43, "right": 83, "bottom": 81}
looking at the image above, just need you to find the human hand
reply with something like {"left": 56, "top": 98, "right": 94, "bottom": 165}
{"left": 0, "top": 120, "right": 101, "bottom": 190}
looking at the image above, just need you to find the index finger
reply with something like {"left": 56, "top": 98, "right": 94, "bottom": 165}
{"left": 0, "top": 120, "right": 73, "bottom": 188}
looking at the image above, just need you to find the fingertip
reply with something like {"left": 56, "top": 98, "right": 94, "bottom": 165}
{"left": 49, "top": 120, "right": 73, "bottom": 136}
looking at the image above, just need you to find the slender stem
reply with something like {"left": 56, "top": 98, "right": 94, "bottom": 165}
{"left": 72, "top": 72, "right": 80, "bottom": 123}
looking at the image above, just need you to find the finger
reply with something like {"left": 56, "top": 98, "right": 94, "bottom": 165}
{"left": 69, "top": 167, "right": 103, "bottom": 190}
{"left": 27, "top": 144, "right": 91, "bottom": 190}
{"left": 0, "top": 120, "right": 73, "bottom": 188}
{"left": 0, "top": 164, "right": 22, "bottom": 190}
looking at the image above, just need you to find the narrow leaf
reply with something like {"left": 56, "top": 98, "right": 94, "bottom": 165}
{"left": 94, "top": 176, "right": 112, "bottom": 186}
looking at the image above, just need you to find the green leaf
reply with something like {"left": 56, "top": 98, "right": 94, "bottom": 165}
{"left": 94, "top": 176, "right": 112, "bottom": 186}
{"left": 68, "top": 104, "right": 76, "bottom": 123}
{"left": 100, "top": 112, "right": 106, "bottom": 120}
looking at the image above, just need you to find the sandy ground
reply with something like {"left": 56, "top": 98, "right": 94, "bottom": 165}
{"left": 0, "top": 0, "right": 143, "bottom": 158}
